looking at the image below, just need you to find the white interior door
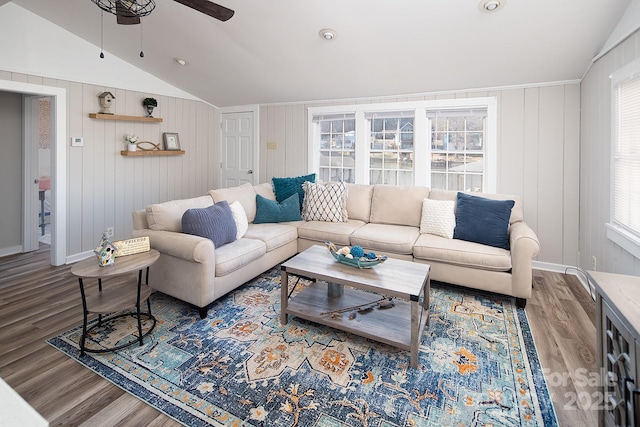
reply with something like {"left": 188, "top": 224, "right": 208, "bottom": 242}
{"left": 220, "top": 111, "right": 255, "bottom": 188}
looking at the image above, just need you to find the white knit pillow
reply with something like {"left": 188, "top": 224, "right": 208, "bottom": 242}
{"left": 229, "top": 200, "right": 249, "bottom": 239}
{"left": 420, "top": 198, "right": 456, "bottom": 238}
{"left": 301, "top": 181, "right": 348, "bottom": 222}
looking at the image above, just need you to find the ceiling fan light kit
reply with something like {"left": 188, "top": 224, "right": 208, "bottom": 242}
{"left": 91, "top": 0, "right": 156, "bottom": 19}
{"left": 89, "top": 0, "right": 234, "bottom": 25}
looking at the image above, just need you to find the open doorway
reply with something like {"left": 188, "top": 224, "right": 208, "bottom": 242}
{"left": 0, "top": 80, "right": 67, "bottom": 266}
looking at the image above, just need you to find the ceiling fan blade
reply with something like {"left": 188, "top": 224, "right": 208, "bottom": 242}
{"left": 173, "top": 0, "right": 234, "bottom": 21}
{"left": 116, "top": 2, "right": 141, "bottom": 25}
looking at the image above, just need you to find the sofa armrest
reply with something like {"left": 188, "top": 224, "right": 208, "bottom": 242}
{"left": 509, "top": 221, "right": 540, "bottom": 258}
{"left": 509, "top": 221, "right": 540, "bottom": 299}
{"left": 131, "top": 229, "right": 214, "bottom": 263}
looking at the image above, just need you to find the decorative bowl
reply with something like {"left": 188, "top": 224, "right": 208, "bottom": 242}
{"left": 325, "top": 242, "right": 387, "bottom": 269}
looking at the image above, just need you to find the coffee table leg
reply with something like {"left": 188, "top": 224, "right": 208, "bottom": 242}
{"left": 410, "top": 299, "right": 419, "bottom": 368}
{"left": 281, "top": 269, "right": 289, "bottom": 325}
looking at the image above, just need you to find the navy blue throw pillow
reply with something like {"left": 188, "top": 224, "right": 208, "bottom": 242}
{"left": 272, "top": 173, "right": 316, "bottom": 212}
{"left": 453, "top": 192, "right": 515, "bottom": 250}
{"left": 182, "top": 200, "right": 237, "bottom": 248}
{"left": 254, "top": 193, "right": 302, "bottom": 223}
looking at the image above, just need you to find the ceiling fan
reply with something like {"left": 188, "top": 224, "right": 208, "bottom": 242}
{"left": 91, "top": 0, "right": 234, "bottom": 25}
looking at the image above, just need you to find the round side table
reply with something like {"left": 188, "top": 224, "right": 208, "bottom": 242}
{"left": 70, "top": 249, "right": 160, "bottom": 356}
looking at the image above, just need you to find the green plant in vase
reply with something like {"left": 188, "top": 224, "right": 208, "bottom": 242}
{"left": 142, "top": 97, "right": 158, "bottom": 117}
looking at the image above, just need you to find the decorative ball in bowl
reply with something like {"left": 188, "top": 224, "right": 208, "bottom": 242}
{"left": 325, "top": 242, "right": 387, "bottom": 269}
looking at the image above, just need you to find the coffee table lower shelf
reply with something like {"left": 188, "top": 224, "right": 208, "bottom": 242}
{"left": 284, "top": 282, "right": 429, "bottom": 365}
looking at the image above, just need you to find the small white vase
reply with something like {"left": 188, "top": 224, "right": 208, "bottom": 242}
{"left": 128, "top": 143, "right": 137, "bottom": 152}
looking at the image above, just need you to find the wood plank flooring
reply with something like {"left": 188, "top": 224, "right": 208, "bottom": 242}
{"left": 0, "top": 245, "right": 596, "bottom": 426}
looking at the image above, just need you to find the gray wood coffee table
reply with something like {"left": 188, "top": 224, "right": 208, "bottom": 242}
{"left": 281, "top": 245, "right": 431, "bottom": 368}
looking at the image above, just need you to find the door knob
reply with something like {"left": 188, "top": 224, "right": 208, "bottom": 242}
{"left": 248, "top": 170, "right": 253, "bottom": 174}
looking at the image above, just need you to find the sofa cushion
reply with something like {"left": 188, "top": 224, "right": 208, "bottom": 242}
{"left": 146, "top": 195, "right": 213, "bottom": 232}
{"left": 453, "top": 192, "right": 514, "bottom": 250}
{"left": 244, "top": 223, "right": 298, "bottom": 251}
{"left": 229, "top": 201, "right": 248, "bottom": 239}
{"left": 209, "top": 183, "right": 258, "bottom": 223}
{"left": 346, "top": 184, "right": 374, "bottom": 222}
{"left": 301, "top": 181, "right": 348, "bottom": 222}
{"left": 181, "top": 201, "right": 237, "bottom": 248}
{"left": 420, "top": 198, "right": 456, "bottom": 239}
{"left": 350, "top": 223, "right": 420, "bottom": 254}
{"left": 254, "top": 182, "right": 276, "bottom": 201}
{"left": 254, "top": 193, "right": 302, "bottom": 223}
{"left": 413, "top": 233, "right": 512, "bottom": 271}
{"left": 214, "top": 238, "right": 266, "bottom": 277}
{"left": 428, "top": 189, "right": 523, "bottom": 225}
{"left": 369, "top": 185, "right": 431, "bottom": 227}
{"left": 297, "top": 219, "right": 366, "bottom": 246}
{"left": 272, "top": 173, "right": 316, "bottom": 211}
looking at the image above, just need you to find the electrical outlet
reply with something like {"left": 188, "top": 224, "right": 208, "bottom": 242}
{"left": 106, "top": 227, "right": 114, "bottom": 239}
{"left": 591, "top": 256, "right": 597, "bottom": 271}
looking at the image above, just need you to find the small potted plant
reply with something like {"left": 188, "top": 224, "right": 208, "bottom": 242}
{"left": 125, "top": 134, "right": 138, "bottom": 151}
{"left": 142, "top": 97, "right": 157, "bottom": 117}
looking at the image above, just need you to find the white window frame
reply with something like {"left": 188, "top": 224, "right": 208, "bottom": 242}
{"left": 607, "top": 58, "right": 640, "bottom": 260}
{"left": 307, "top": 98, "right": 498, "bottom": 192}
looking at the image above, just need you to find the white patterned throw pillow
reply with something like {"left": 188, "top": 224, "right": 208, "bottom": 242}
{"left": 302, "top": 181, "right": 348, "bottom": 222}
{"left": 420, "top": 198, "right": 456, "bottom": 238}
{"left": 229, "top": 200, "right": 249, "bottom": 239}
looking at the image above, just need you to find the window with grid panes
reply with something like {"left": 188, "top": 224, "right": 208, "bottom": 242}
{"left": 368, "top": 113, "right": 414, "bottom": 185}
{"left": 316, "top": 114, "right": 356, "bottom": 183}
{"left": 308, "top": 98, "right": 496, "bottom": 191}
{"left": 430, "top": 110, "right": 486, "bottom": 192}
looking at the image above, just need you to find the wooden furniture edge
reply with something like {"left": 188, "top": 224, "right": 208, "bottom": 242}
{"left": 120, "top": 150, "right": 185, "bottom": 156}
{"left": 89, "top": 113, "right": 163, "bottom": 122}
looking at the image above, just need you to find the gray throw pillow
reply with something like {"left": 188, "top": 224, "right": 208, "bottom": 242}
{"left": 181, "top": 200, "right": 237, "bottom": 248}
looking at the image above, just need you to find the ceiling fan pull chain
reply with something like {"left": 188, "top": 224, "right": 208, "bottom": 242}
{"left": 99, "top": 10, "right": 105, "bottom": 59}
{"left": 139, "top": 19, "right": 144, "bottom": 58}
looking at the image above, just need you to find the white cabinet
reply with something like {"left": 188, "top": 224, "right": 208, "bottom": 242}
{"left": 590, "top": 271, "right": 640, "bottom": 427}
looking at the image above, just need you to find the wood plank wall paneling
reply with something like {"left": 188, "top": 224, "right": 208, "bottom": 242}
{"left": 0, "top": 72, "right": 219, "bottom": 260}
{"left": 581, "top": 28, "right": 640, "bottom": 275}
{"left": 259, "top": 83, "right": 580, "bottom": 266}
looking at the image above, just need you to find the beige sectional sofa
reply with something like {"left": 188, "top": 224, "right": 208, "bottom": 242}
{"left": 132, "top": 182, "right": 539, "bottom": 318}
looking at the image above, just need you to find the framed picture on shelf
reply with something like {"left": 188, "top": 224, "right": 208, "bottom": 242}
{"left": 163, "top": 132, "right": 181, "bottom": 151}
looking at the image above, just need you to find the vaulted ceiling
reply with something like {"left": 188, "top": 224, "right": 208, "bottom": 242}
{"left": 8, "top": 0, "right": 631, "bottom": 107}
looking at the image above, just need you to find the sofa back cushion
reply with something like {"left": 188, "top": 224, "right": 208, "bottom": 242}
{"left": 346, "top": 184, "right": 374, "bottom": 222}
{"left": 146, "top": 195, "right": 213, "bottom": 232}
{"left": 428, "top": 189, "right": 523, "bottom": 224}
{"left": 369, "top": 185, "right": 431, "bottom": 227}
{"left": 209, "top": 183, "right": 258, "bottom": 223}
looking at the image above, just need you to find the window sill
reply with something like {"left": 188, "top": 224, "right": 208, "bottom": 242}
{"left": 606, "top": 223, "right": 640, "bottom": 260}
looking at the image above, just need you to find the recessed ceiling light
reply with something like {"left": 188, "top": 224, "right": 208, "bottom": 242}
{"left": 319, "top": 29, "right": 337, "bottom": 41}
{"left": 479, "top": 0, "right": 505, "bottom": 12}
{"left": 174, "top": 58, "right": 188, "bottom": 66}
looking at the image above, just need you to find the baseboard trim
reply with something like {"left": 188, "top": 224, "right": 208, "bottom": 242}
{"left": 0, "top": 245, "right": 23, "bottom": 258}
{"left": 66, "top": 250, "right": 94, "bottom": 264}
{"left": 533, "top": 261, "right": 595, "bottom": 300}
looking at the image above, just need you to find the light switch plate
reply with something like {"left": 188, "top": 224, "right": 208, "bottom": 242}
{"left": 71, "top": 137, "right": 84, "bottom": 147}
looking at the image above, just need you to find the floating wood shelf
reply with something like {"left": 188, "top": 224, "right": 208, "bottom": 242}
{"left": 121, "top": 150, "right": 185, "bottom": 156}
{"left": 89, "top": 113, "right": 163, "bottom": 123}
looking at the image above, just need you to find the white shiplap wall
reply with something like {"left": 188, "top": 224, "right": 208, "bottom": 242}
{"left": 259, "top": 83, "right": 580, "bottom": 266}
{"left": 581, "top": 29, "right": 640, "bottom": 275}
{"left": 0, "top": 70, "right": 219, "bottom": 260}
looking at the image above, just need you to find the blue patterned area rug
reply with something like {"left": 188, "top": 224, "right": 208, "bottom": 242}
{"left": 48, "top": 268, "right": 558, "bottom": 426}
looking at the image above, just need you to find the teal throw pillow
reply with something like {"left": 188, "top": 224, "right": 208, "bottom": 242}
{"left": 181, "top": 200, "right": 237, "bottom": 248}
{"left": 453, "top": 192, "right": 514, "bottom": 250}
{"left": 272, "top": 173, "right": 316, "bottom": 212}
{"left": 254, "top": 193, "right": 302, "bottom": 223}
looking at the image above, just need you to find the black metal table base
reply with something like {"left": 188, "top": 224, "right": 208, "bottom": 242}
{"left": 80, "top": 311, "right": 157, "bottom": 356}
